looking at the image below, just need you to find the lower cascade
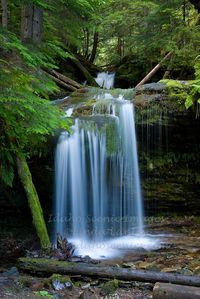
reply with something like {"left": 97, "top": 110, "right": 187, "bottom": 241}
{"left": 54, "top": 92, "right": 158, "bottom": 259}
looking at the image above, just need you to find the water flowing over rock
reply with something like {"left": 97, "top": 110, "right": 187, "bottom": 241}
{"left": 95, "top": 72, "right": 115, "bottom": 89}
{"left": 54, "top": 91, "right": 149, "bottom": 258}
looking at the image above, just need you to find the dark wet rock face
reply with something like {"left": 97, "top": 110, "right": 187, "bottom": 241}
{"left": 134, "top": 82, "right": 200, "bottom": 216}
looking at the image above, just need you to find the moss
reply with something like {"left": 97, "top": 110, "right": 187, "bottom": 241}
{"left": 86, "top": 98, "right": 96, "bottom": 106}
{"left": 49, "top": 274, "right": 72, "bottom": 284}
{"left": 161, "top": 79, "right": 184, "bottom": 90}
{"left": 17, "top": 156, "right": 51, "bottom": 250}
{"left": 100, "top": 279, "right": 119, "bottom": 296}
{"left": 18, "top": 257, "right": 76, "bottom": 273}
{"left": 160, "top": 79, "right": 192, "bottom": 105}
{"left": 73, "top": 105, "right": 93, "bottom": 117}
{"left": 74, "top": 281, "right": 82, "bottom": 287}
{"left": 18, "top": 276, "right": 34, "bottom": 287}
{"left": 104, "top": 122, "right": 118, "bottom": 156}
{"left": 135, "top": 103, "right": 166, "bottom": 125}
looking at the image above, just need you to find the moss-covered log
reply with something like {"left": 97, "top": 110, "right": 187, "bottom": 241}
{"left": 17, "top": 156, "right": 51, "bottom": 250}
{"left": 46, "top": 73, "right": 77, "bottom": 91}
{"left": 44, "top": 69, "right": 82, "bottom": 89}
{"left": 153, "top": 282, "right": 200, "bottom": 299}
{"left": 18, "top": 258, "right": 200, "bottom": 287}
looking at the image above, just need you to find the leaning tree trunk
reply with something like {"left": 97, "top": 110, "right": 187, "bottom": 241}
{"left": 17, "top": 156, "right": 51, "bottom": 250}
{"left": 1, "top": 0, "right": 8, "bottom": 28}
{"left": 136, "top": 52, "right": 173, "bottom": 88}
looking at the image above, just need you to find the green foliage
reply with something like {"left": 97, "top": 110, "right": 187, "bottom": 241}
{"left": 185, "top": 57, "right": 200, "bottom": 111}
{"left": 101, "top": 279, "right": 119, "bottom": 296}
{"left": 34, "top": 291, "right": 54, "bottom": 298}
{"left": 0, "top": 27, "right": 71, "bottom": 186}
{"left": 96, "top": 0, "right": 200, "bottom": 79}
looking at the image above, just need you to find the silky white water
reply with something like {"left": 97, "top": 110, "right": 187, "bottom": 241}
{"left": 95, "top": 72, "right": 115, "bottom": 89}
{"left": 54, "top": 92, "right": 159, "bottom": 258}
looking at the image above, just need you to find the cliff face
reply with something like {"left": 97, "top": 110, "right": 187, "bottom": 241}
{"left": 134, "top": 81, "right": 200, "bottom": 216}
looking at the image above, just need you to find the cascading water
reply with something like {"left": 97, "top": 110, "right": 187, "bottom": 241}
{"left": 54, "top": 91, "right": 159, "bottom": 259}
{"left": 95, "top": 72, "right": 115, "bottom": 89}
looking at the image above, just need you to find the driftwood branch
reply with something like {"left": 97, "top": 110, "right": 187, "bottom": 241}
{"left": 153, "top": 282, "right": 200, "bottom": 299}
{"left": 18, "top": 258, "right": 200, "bottom": 287}
{"left": 136, "top": 52, "right": 173, "bottom": 88}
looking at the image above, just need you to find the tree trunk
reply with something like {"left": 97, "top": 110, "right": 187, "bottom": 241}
{"left": 18, "top": 258, "right": 200, "bottom": 287}
{"left": 136, "top": 52, "right": 173, "bottom": 88}
{"left": 85, "top": 28, "right": 89, "bottom": 58}
{"left": 32, "top": 6, "right": 43, "bottom": 43}
{"left": 153, "top": 282, "right": 200, "bottom": 299}
{"left": 117, "top": 37, "right": 122, "bottom": 58}
{"left": 1, "top": 0, "right": 8, "bottom": 28}
{"left": 72, "top": 57, "right": 99, "bottom": 87}
{"left": 17, "top": 156, "right": 51, "bottom": 250}
{"left": 21, "top": 5, "right": 34, "bottom": 42}
{"left": 90, "top": 31, "right": 99, "bottom": 63}
{"left": 21, "top": 5, "right": 43, "bottom": 43}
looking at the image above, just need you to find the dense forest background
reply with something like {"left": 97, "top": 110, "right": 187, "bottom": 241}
{"left": 1, "top": 0, "right": 200, "bottom": 247}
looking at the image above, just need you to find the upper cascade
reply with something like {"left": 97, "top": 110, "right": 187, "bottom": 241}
{"left": 95, "top": 72, "right": 115, "bottom": 89}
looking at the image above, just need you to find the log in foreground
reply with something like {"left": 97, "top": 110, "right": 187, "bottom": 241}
{"left": 18, "top": 258, "right": 200, "bottom": 287}
{"left": 153, "top": 282, "right": 200, "bottom": 299}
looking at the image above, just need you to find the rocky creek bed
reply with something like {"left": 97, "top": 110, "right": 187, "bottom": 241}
{"left": 0, "top": 217, "right": 200, "bottom": 299}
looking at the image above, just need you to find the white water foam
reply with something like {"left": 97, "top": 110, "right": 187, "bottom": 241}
{"left": 70, "top": 235, "right": 160, "bottom": 259}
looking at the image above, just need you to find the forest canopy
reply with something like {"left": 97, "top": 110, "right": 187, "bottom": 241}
{"left": 1, "top": 0, "right": 200, "bottom": 187}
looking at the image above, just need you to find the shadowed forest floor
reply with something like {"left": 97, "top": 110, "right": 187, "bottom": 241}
{"left": 0, "top": 217, "right": 200, "bottom": 298}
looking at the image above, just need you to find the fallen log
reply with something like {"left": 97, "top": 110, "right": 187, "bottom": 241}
{"left": 44, "top": 69, "right": 81, "bottom": 89}
{"left": 136, "top": 52, "right": 173, "bottom": 88}
{"left": 72, "top": 58, "right": 99, "bottom": 87}
{"left": 46, "top": 73, "right": 77, "bottom": 91}
{"left": 18, "top": 258, "right": 200, "bottom": 287}
{"left": 77, "top": 53, "right": 102, "bottom": 73}
{"left": 153, "top": 282, "right": 200, "bottom": 299}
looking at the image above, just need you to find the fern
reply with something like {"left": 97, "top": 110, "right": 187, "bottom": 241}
{"left": 185, "top": 57, "right": 200, "bottom": 115}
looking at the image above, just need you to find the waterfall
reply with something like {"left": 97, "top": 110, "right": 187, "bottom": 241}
{"left": 95, "top": 72, "right": 115, "bottom": 89}
{"left": 54, "top": 93, "right": 159, "bottom": 259}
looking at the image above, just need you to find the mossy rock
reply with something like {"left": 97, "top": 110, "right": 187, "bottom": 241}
{"left": 49, "top": 274, "right": 72, "bottom": 284}
{"left": 135, "top": 82, "right": 167, "bottom": 95}
{"left": 100, "top": 279, "right": 119, "bottom": 296}
{"left": 18, "top": 276, "right": 35, "bottom": 287}
{"left": 73, "top": 105, "right": 93, "bottom": 117}
{"left": 160, "top": 79, "right": 192, "bottom": 103}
